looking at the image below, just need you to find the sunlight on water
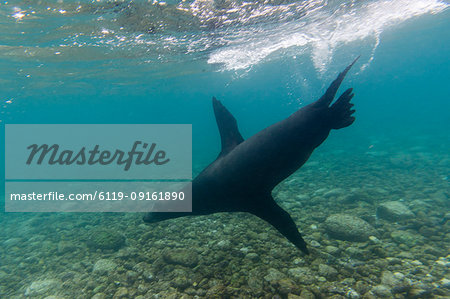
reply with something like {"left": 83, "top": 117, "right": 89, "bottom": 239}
{"left": 207, "top": 0, "right": 448, "bottom": 71}
{"left": 0, "top": 0, "right": 447, "bottom": 77}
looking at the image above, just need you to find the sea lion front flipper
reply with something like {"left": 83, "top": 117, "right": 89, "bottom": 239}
{"left": 250, "top": 194, "right": 309, "bottom": 254}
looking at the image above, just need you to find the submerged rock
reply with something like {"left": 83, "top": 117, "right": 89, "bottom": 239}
{"left": 438, "top": 277, "right": 450, "bottom": 289}
{"left": 171, "top": 274, "right": 191, "bottom": 290}
{"left": 87, "top": 229, "right": 126, "bottom": 250}
{"left": 216, "top": 239, "right": 231, "bottom": 249}
{"left": 57, "top": 241, "right": 77, "bottom": 254}
{"left": 248, "top": 268, "right": 264, "bottom": 291}
{"left": 162, "top": 249, "right": 198, "bottom": 267}
{"left": 299, "top": 289, "right": 316, "bottom": 299}
{"left": 288, "top": 267, "right": 315, "bottom": 285}
{"left": 264, "top": 268, "right": 286, "bottom": 282}
{"left": 24, "top": 279, "right": 60, "bottom": 297}
{"left": 324, "top": 245, "right": 340, "bottom": 255}
{"left": 346, "top": 289, "right": 360, "bottom": 299}
{"left": 113, "top": 287, "right": 129, "bottom": 299}
{"left": 390, "top": 230, "right": 423, "bottom": 247}
{"left": 245, "top": 252, "right": 260, "bottom": 262}
{"left": 408, "top": 288, "right": 431, "bottom": 298}
{"left": 380, "top": 271, "right": 411, "bottom": 293}
{"left": 324, "top": 214, "right": 377, "bottom": 241}
{"left": 370, "top": 285, "right": 392, "bottom": 297}
{"left": 323, "top": 188, "right": 344, "bottom": 198}
{"left": 275, "top": 278, "right": 298, "bottom": 294}
{"left": 318, "top": 264, "right": 338, "bottom": 280}
{"left": 377, "top": 201, "right": 414, "bottom": 221}
{"left": 3, "top": 238, "right": 21, "bottom": 247}
{"left": 93, "top": 259, "right": 117, "bottom": 275}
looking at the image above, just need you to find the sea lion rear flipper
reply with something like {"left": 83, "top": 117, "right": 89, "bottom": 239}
{"left": 251, "top": 194, "right": 309, "bottom": 254}
{"left": 329, "top": 87, "right": 356, "bottom": 129}
{"left": 315, "top": 56, "right": 359, "bottom": 107}
{"left": 212, "top": 97, "right": 244, "bottom": 157}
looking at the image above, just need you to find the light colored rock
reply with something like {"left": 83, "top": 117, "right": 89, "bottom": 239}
{"left": 240, "top": 247, "right": 250, "bottom": 254}
{"left": 371, "top": 285, "right": 392, "bottom": 297}
{"left": 288, "top": 267, "right": 315, "bottom": 285}
{"left": 397, "top": 251, "right": 414, "bottom": 259}
{"left": 323, "top": 188, "right": 344, "bottom": 198}
{"left": 91, "top": 293, "right": 107, "bottom": 299}
{"left": 299, "top": 289, "right": 315, "bottom": 298}
{"left": 390, "top": 230, "right": 423, "bottom": 247}
{"left": 57, "top": 241, "right": 77, "bottom": 254}
{"left": 410, "top": 260, "right": 423, "bottom": 266}
{"left": 93, "top": 259, "right": 117, "bottom": 275}
{"left": 25, "top": 279, "right": 60, "bottom": 297}
{"left": 113, "top": 287, "right": 129, "bottom": 299}
{"left": 324, "top": 214, "right": 377, "bottom": 241}
{"left": 380, "top": 271, "right": 410, "bottom": 293}
{"left": 288, "top": 267, "right": 312, "bottom": 279}
{"left": 435, "top": 255, "right": 450, "bottom": 267}
{"left": 318, "top": 264, "right": 338, "bottom": 280}
{"left": 293, "top": 257, "right": 306, "bottom": 265}
{"left": 245, "top": 252, "right": 259, "bottom": 261}
{"left": 346, "top": 289, "right": 360, "bottom": 299}
{"left": 162, "top": 249, "right": 198, "bottom": 268}
{"left": 310, "top": 240, "right": 321, "bottom": 248}
{"left": 264, "top": 268, "right": 286, "bottom": 282}
{"left": 216, "top": 240, "right": 231, "bottom": 249}
{"left": 377, "top": 201, "right": 414, "bottom": 221}
{"left": 439, "top": 277, "right": 450, "bottom": 288}
{"left": 324, "top": 246, "right": 340, "bottom": 255}
{"left": 369, "top": 236, "right": 381, "bottom": 244}
{"left": 346, "top": 247, "right": 365, "bottom": 260}
{"left": 3, "top": 238, "right": 21, "bottom": 247}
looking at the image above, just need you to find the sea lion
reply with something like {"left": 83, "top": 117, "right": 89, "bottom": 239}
{"left": 144, "top": 57, "right": 359, "bottom": 254}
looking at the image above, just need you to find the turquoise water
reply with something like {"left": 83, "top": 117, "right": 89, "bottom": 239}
{"left": 1, "top": 0, "right": 449, "bottom": 298}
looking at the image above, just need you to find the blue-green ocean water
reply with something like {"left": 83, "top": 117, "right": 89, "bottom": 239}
{"left": 0, "top": 1, "right": 449, "bottom": 298}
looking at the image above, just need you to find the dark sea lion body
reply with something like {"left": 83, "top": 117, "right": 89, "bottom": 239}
{"left": 144, "top": 58, "right": 359, "bottom": 254}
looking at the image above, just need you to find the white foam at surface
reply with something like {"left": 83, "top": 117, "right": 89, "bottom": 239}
{"left": 206, "top": 0, "right": 449, "bottom": 72}
{"left": 0, "top": 0, "right": 447, "bottom": 77}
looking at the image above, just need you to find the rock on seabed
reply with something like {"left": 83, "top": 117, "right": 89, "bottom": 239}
{"left": 93, "top": 259, "right": 117, "bottom": 275}
{"left": 377, "top": 201, "right": 414, "bottom": 221}
{"left": 324, "top": 214, "right": 377, "bottom": 241}
{"left": 162, "top": 249, "right": 198, "bottom": 268}
{"left": 24, "top": 279, "right": 60, "bottom": 296}
{"left": 87, "top": 229, "right": 126, "bottom": 251}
